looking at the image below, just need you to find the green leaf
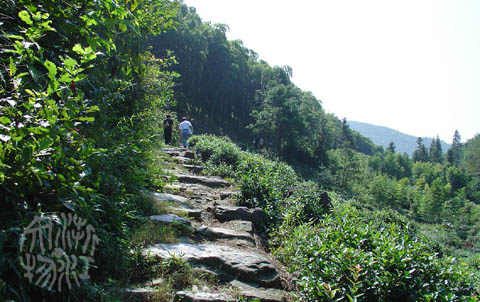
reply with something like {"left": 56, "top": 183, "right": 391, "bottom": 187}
{"left": 131, "top": 0, "right": 139, "bottom": 11}
{"left": 5, "top": 34, "right": 24, "bottom": 40}
{"left": 39, "top": 137, "right": 54, "bottom": 150}
{"left": 72, "top": 44, "right": 85, "bottom": 55}
{"left": 27, "top": 127, "right": 49, "bottom": 134}
{"left": 79, "top": 116, "right": 95, "bottom": 122}
{"left": 74, "top": 74, "right": 88, "bottom": 81}
{"left": 0, "top": 117, "right": 11, "bottom": 125}
{"left": 9, "top": 57, "right": 16, "bottom": 77}
{"left": 44, "top": 60, "right": 57, "bottom": 80}
{"left": 58, "top": 73, "right": 72, "bottom": 83}
{"left": 63, "top": 58, "right": 77, "bottom": 70}
{"left": 86, "top": 18, "right": 98, "bottom": 26}
{"left": 18, "top": 10, "right": 32, "bottom": 25}
{"left": 57, "top": 174, "right": 66, "bottom": 183}
{"left": 86, "top": 105, "right": 100, "bottom": 113}
{"left": 119, "top": 22, "right": 127, "bottom": 32}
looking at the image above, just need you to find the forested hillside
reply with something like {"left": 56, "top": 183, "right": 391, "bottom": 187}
{"left": 348, "top": 120, "right": 451, "bottom": 156}
{"left": 1, "top": 1, "right": 480, "bottom": 301}
{"left": 149, "top": 4, "right": 382, "bottom": 169}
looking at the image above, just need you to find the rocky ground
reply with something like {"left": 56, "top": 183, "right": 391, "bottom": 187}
{"left": 124, "top": 147, "right": 295, "bottom": 302}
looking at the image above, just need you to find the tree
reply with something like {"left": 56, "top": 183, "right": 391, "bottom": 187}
{"left": 387, "top": 141, "right": 396, "bottom": 153}
{"left": 463, "top": 134, "right": 480, "bottom": 177}
{"left": 429, "top": 135, "right": 443, "bottom": 163}
{"left": 412, "top": 137, "right": 428, "bottom": 162}
{"left": 447, "top": 130, "right": 462, "bottom": 166}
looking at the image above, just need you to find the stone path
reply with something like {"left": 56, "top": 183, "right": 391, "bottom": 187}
{"left": 127, "top": 147, "right": 293, "bottom": 301}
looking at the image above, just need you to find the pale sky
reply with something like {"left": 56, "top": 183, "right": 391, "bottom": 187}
{"left": 184, "top": 0, "right": 479, "bottom": 142}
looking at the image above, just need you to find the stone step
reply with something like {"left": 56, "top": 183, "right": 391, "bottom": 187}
{"left": 177, "top": 175, "right": 231, "bottom": 188}
{"left": 184, "top": 164, "right": 204, "bottom": 174}
{"left": 122, "top": 287, "right": 156, "bottom": 301}
{"left": 153, "top": 192, "right": 190, "bottom": 208}
{"left": 175, "top": 291, "right": 233, "bottom": 302}
{"left": 150, "top": 214, "right": 191, "bottom": 227}
{"left": 162, "top": 147, "right": 188, "bottom": 152}
{"left": 170, "top": 207, "right": 203, "bottom": 220}
{"left": 230, "top": 280, "right": 291, "bottom": 302}
{"left": 196, "top": 225, "right": 255, "bottom": 246}
{"left": 143, "top": 243, "right": 282, "bottom": 289}
{"left": 223, "top": 220, "right": 254, "bottom": 234}
{"left": 173, "top": 156, "right": 193, "bottom": 165}
{"left": 212, "top": 205, "right": 264, "bottom": 224}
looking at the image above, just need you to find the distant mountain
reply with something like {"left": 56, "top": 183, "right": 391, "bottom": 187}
{"left": 348, "top": 121, "right": 451, "bottom": 156}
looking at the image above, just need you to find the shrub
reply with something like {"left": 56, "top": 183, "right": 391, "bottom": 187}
{"left": 279, "top": 181, "right": 332, "bottom": 226}
{"left": 190, "top": 135, "right": 241, "bottom": 166}
{"left": 273, "top": 204, "right": 477, "bottom": 302}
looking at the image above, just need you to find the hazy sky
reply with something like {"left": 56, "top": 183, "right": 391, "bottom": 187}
{"left": 184, "top": 0, "right": 479, "bottom": 142}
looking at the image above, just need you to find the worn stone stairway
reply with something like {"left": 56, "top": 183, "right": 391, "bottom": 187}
{"left": 126, "top": 147, "right": 294, "bottom": 302}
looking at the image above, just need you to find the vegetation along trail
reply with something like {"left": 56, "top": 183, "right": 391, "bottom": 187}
{"left": 1, "top": 0, "right": 479, "bottom": 301}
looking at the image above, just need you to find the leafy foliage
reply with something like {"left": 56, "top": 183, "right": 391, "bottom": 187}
{"left": 273, "top": 204, "right": 477, "bottom": 302}
{"left": 1, "top": 0, "right": 179, "bottom": 300}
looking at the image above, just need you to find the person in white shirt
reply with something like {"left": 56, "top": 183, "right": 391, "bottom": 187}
{"left": 179, "top": 117, "right": 193, "bottom": 148}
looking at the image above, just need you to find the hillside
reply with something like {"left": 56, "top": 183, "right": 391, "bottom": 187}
{"left": 2, "top": 1, "right": 479, "bottom": 301}
{"left": 348, "top": 120, "right": 451, "bottom": 156}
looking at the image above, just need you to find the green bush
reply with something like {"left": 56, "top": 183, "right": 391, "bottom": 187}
{"left": 191, "top": 135, "right": 298, "bottom": 229}
{"left": 190, "top": 135, "right": 241, "bottom": 166}
{"left": 279, "top": 181, "right": 332, "bottom": 226}
{"left": 273, "top": 204, "right": 477, "bottom": 302}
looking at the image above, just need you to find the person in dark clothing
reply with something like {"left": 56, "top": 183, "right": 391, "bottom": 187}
{"left": 163, "top": 114, "right": 174, "bottom": 145}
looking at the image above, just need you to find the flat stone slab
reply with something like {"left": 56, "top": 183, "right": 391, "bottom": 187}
{"left": 153, "top": 192, "right": 190, "bottom": 208}
{"left": 196, "top": 226, "right": 255, "bottom": 244}
{"left": 170, "top": 207, "right": 203, "bottom": 219}
{"left": 150, "top": 214, "right": 191, "bottom": 226}
{"left": 230, "top": 280, "right": 289, "bottom": 302}
{"left": 177, "top": 175, "right": 231, "bottom": 188}
{"left": 173, "top": 156, "right": 193, "bottom": 164}
{"left": 223, "top": 220, "right": 254, "bottom": 234}
{"left": 184, "top": 164, "right": 204, "bottom": 174}
{"left": 143, "top": 243, "right": 282, "bottom": 288}
{"left": 175, "top": 291, "right": 233, "bottom": 302}
{"left": 123, "top": 287, "right": 156, "bottom": 301}
{"left": 162, "top": 147, "right": 187, "bottom": 152}
{"left": 213, "top": 206, "right": 264, "bottom": 224}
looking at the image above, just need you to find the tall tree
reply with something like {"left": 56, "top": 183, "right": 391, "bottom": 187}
{"left": 447, "top": 130, "right": 462, "bottom": 166}
{"left": 412, "top": 137, "right": 428, "bottom": 162}
{"left": 463, "top": 134, "right": 480, "bottom": 177}
{"left": 387, "top": 141, "right": 396, "bottom": 153}
{"left": 429, "top": 135, "right": 443, "bottom": 163}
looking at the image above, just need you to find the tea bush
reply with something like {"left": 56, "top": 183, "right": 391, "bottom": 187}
{"left": 191, "top": 135, "right": 298, "bottom": 228}
{"left": 190, "top": 135, "right": 241, "bottom": 166}
{"left": 279, "top": 181, "right": 332, "bottom": 226}
{"left": 273, "top": 203, "right": 477, "bottom": 302}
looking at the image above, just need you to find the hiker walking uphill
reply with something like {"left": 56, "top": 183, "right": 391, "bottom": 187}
{"left": 179, "top": 117, "right": 193, "bottom": 148}
{"left": 163, "top": 114, "right": 174, "bottom": 145}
